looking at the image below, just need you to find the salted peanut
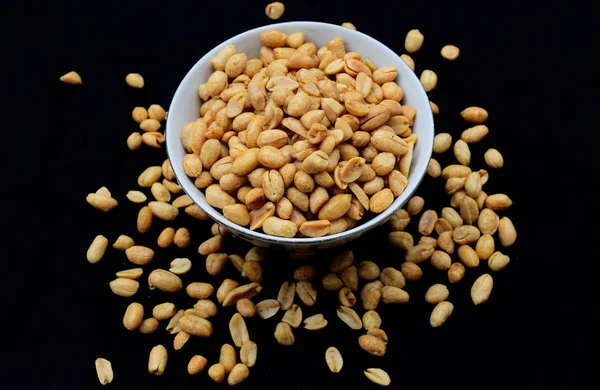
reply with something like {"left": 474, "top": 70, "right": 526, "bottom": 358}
{"left": 488, "top": 251, "right": 510, "bottom": 272}
{"left": 477, "top": 208, "right": 499, "bottom": 235}
{"left": 426, "top": 250, "right": 451, "bottom": 271}
{"left": 319, "top": 273, "right": 343, "bottom": 291}
{"left": 206, "top": 363, "right": 226, "bottom": 384}
{"left": 185, "top": 282, "right": 214, "bottom": 300}
{"left": 173, "top": 330, "right": 190, "bottom": 350}
{"left": 498, "top": 217, "right": 517, "bottom": 247}
{"left": 249, "top": 201, "right": 275, "bottom": 229}
{"left": 388, "top": 208, "right": 410, "bottom": 231}
{"left": 152, "top": 302, "right": 177, "bottom": 320}
{"left": 399, "top": 54, "right": 415, "bottom": 71}
{"left": 148, "top": 201, "right": 179, "bottom": 221}
{"left": 425, "top": 284, "right": 449, "bottom": 304}
{"left": 148, "top": 345, "right": 168, "bottom": 376}
{"left": 296, "top": 280, "right": 317, "bottom": 306}
{"left": 457, "top": 244, "right": 479, "bottom": 268}
{"left": 148, "top": 269, "right": 182, "bottom": 293}
{"left": 192, "top": 300, "right": 218, "bottom": 319}
{"left": 433, "top": 218, "right": 452, "bottom": 235}
{"left": 471, "top": 273, "right": 494, "bottom": 305}
{"left": 86, "top": 235, "right": 108, "bottom": 264}
{"left": 227, "top": 363, "right": 250, "bottom": 386}
{"left": 205, "top": 253, "right": 227, "bottom": 276}
{"left": 218, "top": 344, "right": 237, "bottom": 374}
{"left": 454, "top": 139, "right": 471, "bottom": 166}
{"left": 170, "top": 228, "right": 190, "bottom": 249}
{"left": 337, "top": 306, "right": 362, "bottom": 329}
{"left": 248, "top": 168, "right": 267, "bottom": 188}
{"left": 382, "top": 82, "right": 403, "bottom": 101}
{"left": 258, "top": 146, "right": 287, "bottom": 169}
{"left": 372, "top": 66, "right": 398, "bottom": 86}
{"left": 340, "top": 264, "right": 359, "bottom": 291}
{"left": 199, "top": 139, "right": 221, "bottom": 169}
{"left": 157, "top": 227, "right": 175, "bottom": 248}
{"left": 140, "top": 118, "right": 161, "bottom": 132}
{"left": 135, "top": 206, "right": 152, "bottom": 234}
{"left": 254, "top": 299, "right": 280, "bottom": 320}
{"left": 369, "top": 153, "right": 394, "bottom": 178}
{"left": 339, "top": 287, "right": 357, "bottom": 307}
{"left": 355, "top": 72, "right": 373, "bottom": 98}
{"left": 116, "top": 267, "right": 142, "bottom": 280}
{"left": 438, "top": 43, "right": 460, "bottom": 60}
{"left": 330, "top": 250, "right": 354, "bottom": 273}
{"left": 166, "top": 310, "right": 184, "bottom": 334}
{"left": 125, "top": 72, "right": 144, "bottom": 88}
{"left": 401, "top": 262, "right": 423, "bottom": 281}
{"left": 260, "top": 216, "right": 297, "bottom": 237}
{"left": 285, "top": 32, "right": 304, "bottom": 49}
{"left": 141, "top": 131, "right": 165, "bottom": 148}
{"left": 196, "top": 172, "right": 216, "bottom": 189}
{"left": 325, "top": 38, "right": 345, "bottom": 59}
{"left": 430, "top": 301, "right": 454, "bottom": 329}
{"left": 139, "top": 317, "right": 159, "bottom": 334}
{"left": 445, "top": 177, "right": 467, "bottom": 195}
{"left": 387, "top": 115, "right": 410, "bottom": 136}
{"left": 461, "top": 107, "right": 488, "bottom": 125}
{"left": 485, "top": 194, "right": 513, "bottom": 210}
{"left": 214, "top": 279, "right": 239, "bottom": 305}
{"left": 370, "top": 130, "right": 408, "bottom": 157}
{"left": 60, "top": 70, "right": 82, "bottom": 84}
{"left": 433, "top": 133, "right": 452, "bottom": 154}
{"left": 375, "top": 268, "right": 404, "bottom": 290}
{"left": 185, "top": 204, "right": 209, "bottom": 220}
{"left": 440, "top": 208, "right": 462, "bottom": 229}
{"left": 445, "top": 263, "right": 464, "bottom": 284}
{"left": 132, "top": 107, "right": 148, "bottom": 123}
{"left": 411, "top": 210, "right": 436, "bottom": 238}
{"left": 386, "top": 170, "right": 406, "bottom": 197}
{"left": 357, "top": 261, "right": 380, "bottom": 281}
{"left": 222, "top": 204, "right": 250, "bottom": 226}
{"left": 187, "top": 355, "right": 208, "bottom": 375}
{"left": 146, "top": 105, "right": 166, "bottom": 122}
{"left": 419, "top": 69, "right": 438, "bottom": 92}
{"left": 278, "top": 304, "right": 301, "bottom": 329}
{"left": 180, "top": 314, "right": 214, "bottom": 338}
{"left": 460, "top": 196, "right": 480, "bottom": 225}
{"left": 437, "top": 231, "right": 455, "bottom": 255}
{"left": 381, "top": 286, "right": 409, "bottom": 304}
{"left": 109, "top": 278, "right": 139, "bottom": 297}
{"left": 453, "top": 225, "right": 480, "bottom": 245}
{"left": 138, "top": 166, "right": 162, "bottom": 187}
{"left": 301, "top": 111, "right": 326, "bottom": 131}
{"left": 164, "top": 179, "right": 182, "bottom": 194}
{"left": 405, "top": 28, "right": 424, "bottom": 52}
{"left": 359, "top": 335, "right": 387, "bottom": 357}
{"left": 360, "top": 106, "right": 390, "bottom": 131}
{"left": 361, "top": 282, "right": 381, "bottom": 311}
{"left": 460, "top": 125, "right": 489, "bottom": 145}
{"left": 315, "top": 193, "right": 350, "bottom": 220}
{"left": 223, "top": 282, "right": 263, "bottom": 307}
{"left": 293, "top": 171, "right": 315, "bottom": 194}
{"left": 127, "top": 132, "right": 143, "bottom": 151}
{"left": 242, "top": 259, "right": 263, "bottom": 283}
{"left": 124, "top": 245, "right": 153, "bottom": 265}
{"left": 474, "top": 234, "right": 494, "bottom": 261}
{"left": 231, "top": 148, "right": 260, "bottom": 175}
{"left": 272, "top": 321, "right": 296, "bottom": 345}
{"left": 205, "top": 185, "right": 236, "bottom": 210}
{"left": 123, "top": 302, "right": 144, "bottom": 331}
{"left": 368, "top": 188, "right": 393, "bottom": 213}
{"left": 361, "top": 311, "right": 382, "bottom": 332}
{"left": 464, "top": 172, "right": 482, "bottom": 199}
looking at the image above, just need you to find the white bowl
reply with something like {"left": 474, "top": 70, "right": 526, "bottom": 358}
{"left": 166, "top": 21, "right": 434, "bottom": 252}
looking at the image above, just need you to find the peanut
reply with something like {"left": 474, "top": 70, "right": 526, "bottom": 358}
{"left": 441, "top": 45, "right": 460, "bottom": 60}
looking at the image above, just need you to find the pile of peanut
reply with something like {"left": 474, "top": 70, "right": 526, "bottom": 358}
{"left": 180, "top": 30, "right": 417, "bottom": 238}
{"left": 76, "top": 15, "right": 517, "bottom": 389}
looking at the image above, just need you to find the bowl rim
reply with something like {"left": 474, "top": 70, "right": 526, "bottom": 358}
{"left": 166, "top": 21, "right": 434, "bottom": 246}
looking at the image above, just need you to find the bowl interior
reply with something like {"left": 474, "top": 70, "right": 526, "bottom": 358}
{"left": 166, "top": 21, "right": 434, "bottom": 249}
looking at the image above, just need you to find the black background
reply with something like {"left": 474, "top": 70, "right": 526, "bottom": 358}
{"left": 7, "top": 0, "right": 597, "bottom": 389}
